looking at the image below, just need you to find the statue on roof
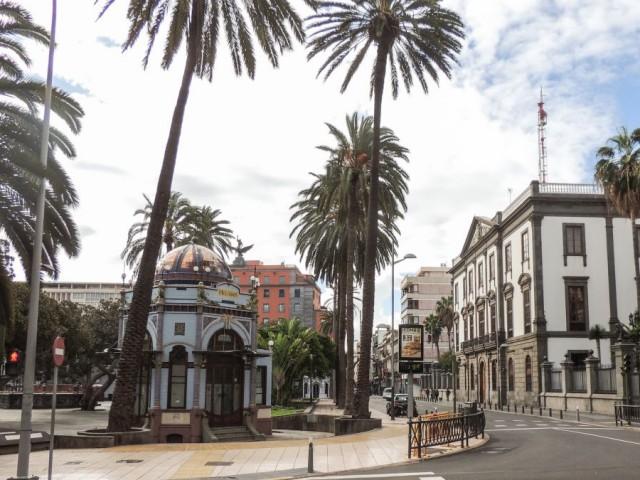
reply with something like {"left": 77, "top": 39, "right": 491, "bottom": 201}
{"left": 231, "top": 236, "right": 253, "bottom": 267}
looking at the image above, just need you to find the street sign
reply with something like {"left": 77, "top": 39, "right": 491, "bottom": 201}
{"left": 52, "top": 336, "right": 65, "bottom": 367}
{"left": 399, "top": 362, "right": 423, "bottom": 374}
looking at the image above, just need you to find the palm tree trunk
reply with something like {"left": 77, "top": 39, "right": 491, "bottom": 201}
{"left": 354, "top": 42, "right": 390, "bottom": 419}
{"left": 337, "top": 268, "right": 347, "bottom": 408}
{"left": 435, "top": 339, "right": 440, "bottom": 362}
{"left": 632, "top": 214, "right": 640, "bottom": 314}
{"left": 107, "top": 8, "right": 199, "bottom": 432}
{"left": 344, "top": 186, "right": 357, "bottom": 414}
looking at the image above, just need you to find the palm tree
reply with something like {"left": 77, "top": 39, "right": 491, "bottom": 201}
{"left": 319, "top": 307, "right": 334, "bottom": 336}
{"left": 435, "top": 296, "right": 453, "bottom": 364}
{"left": 291, "top": 112, "right": 409, "bottom": 412}
{"left": 595, "top": 127, "right": 640, "bottom": 314}
{"left": 307, "top": 0, "right": 464, "bottom": 417}
{"left": 589, "top": 325, "right": 605, "bottom": 361}
{"left": 101, "top": 0, "right": 305, "bottom": 432}
{"left": 122, "top": 192, "right": 192, "bottom": 274}
{"left": 179, "top": 205, "right": 234, "bottom": 258}
{"left": 0, "top": 2, "right": 83, "bottom": 334}
{"left": 426, "top": 313, "right": 442, "bottom": 360}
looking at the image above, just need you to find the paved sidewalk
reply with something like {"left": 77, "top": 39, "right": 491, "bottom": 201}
{"left": 0, "top": 401, "right": 486, "bottom": 480}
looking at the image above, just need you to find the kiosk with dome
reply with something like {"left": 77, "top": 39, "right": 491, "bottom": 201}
{"left": 119, "top": 243, "right": 272, "bottom": 443}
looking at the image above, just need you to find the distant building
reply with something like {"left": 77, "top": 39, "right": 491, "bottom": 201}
{"left": 230, "top": 261, "right": 323, "bottom": 330}
{"left": 401, "top": 266, "right": 452, "bottom": 364}
{"left": 42, "top": 282, "right": 123, "bottom": 307}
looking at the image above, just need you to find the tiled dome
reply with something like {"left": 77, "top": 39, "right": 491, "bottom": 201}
{"left": 155, "top": 243, "right": 232, "bottom": 284}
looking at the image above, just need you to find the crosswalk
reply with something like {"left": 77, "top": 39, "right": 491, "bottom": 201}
{"left": 306, "top": 472, "right": 446, "bottom": 480}
{"left": 487, "top": 417, "right": 595, "bottom": 431}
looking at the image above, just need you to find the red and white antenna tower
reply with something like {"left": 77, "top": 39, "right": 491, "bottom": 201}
{"left": 537, "top": 88, "right": 548, "bottom": 183}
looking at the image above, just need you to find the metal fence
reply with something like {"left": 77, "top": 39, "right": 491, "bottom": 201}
{"left": 550, "top": 370, "right": 562, "bottom": 392}
{"left": 408, "top": 411, "right": 485, "bottom": 458}
{"left": 632, "top": 373, "right": 640, "bottom": 397}
{"left": 615, "top": 404, "right": 640, "bottom": 426}
{"left": 570, "top": 368, "right": 586, "bottom": 392}
{"left": 595, "top": 367, "right": 617, "bottom": 393}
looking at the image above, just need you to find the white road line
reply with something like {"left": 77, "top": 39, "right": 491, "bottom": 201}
{"left": 486, "top": 427, "right": 550, "bottom": 431}
{"left": 554, "top": 428, "right": 640, "bottom": 446}
{"left": 306, "top": 472, "right": 435, "bottom": 479}
{"left": 420, "top": 477, "right": 445, "bottom": 480}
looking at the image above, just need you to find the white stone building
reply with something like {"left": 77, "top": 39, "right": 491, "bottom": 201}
{"left": 451, "top": 181, "right": 638, "bottom": 407}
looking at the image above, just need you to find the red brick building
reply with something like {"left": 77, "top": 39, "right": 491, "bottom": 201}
{"left": 230, "top": 260, "right": 323, "bottom": 331}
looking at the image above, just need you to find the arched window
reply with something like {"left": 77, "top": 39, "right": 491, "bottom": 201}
{"left": 470, "top": 363, "right": 475, "bottom": 390}
{"left": 168, "top": 346, "right": 188, "bottom": 409}
{"left": 463, "top": 315, "right": 468, "bottom": 341}
{"left": 525, "top": 355, "right": 532, "bottom": 392}
{"left": 491, "top": 360, "right": 497, "bottom": 391}
{"left": 508, "top": 358, "right": 514, "bottom": 392}
{"left": 209, "top": 329, "right": 243, "bottom": 351}
{"left": 469, "top": 314, "right": 475, "bottom": 339}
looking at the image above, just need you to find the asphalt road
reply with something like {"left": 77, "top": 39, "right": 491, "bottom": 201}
{"left": 309, "top": 397, "right": 640, "bottom": 480}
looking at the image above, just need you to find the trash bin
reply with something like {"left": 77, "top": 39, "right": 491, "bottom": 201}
{"left": 462, "top": 401, "right": 477, "bottom": 415}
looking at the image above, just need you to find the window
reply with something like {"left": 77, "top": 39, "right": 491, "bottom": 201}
{"left": 478, "top": 263, "right": 484, "bottom": 289}
{"left": 523, "top": 288, "right": 531, "bottom": 334}
{"left": 263, "top": 318, "right": 270, "bottom": 326}
{"left": 263, "top": 304, "right": 270, "bottom": 313}
{"left": 279, "top": 276, "right": 285, "bottom": 284}
{"left": 563, "top": 224, "right": 586, "bottom": 265}
{"left": 256, "top": 366, "right": 267, "bottom": 405}
{"left": 489, "top": 253, "right": 495, "bottom": 281}
{"left": 454, "top": 283, "right": 459, "bottom": 306}
{"left": 278, "top": 288, "right": 285, "bottom": 298}
{"left": 565, "top": 279, "right": 588, "bottom": 331}
{"left": 263, "top": 289, "right": 270, "bottom": 298}
{"left": 490, "top": 304, "right": 496, "bottom": 333}
{"left": 263, "top": 276, "right": 270, "bottom": 284}
{"left": 463, "top": 315, "right": 468, "bottom": 341}
{"left": 455, "top": 323, "right": 459, "bottom": 349}
{"left": 478, "top": 309, "right": 485, "bottom": 337}
{"left": 468, "top": 270, "right": 474, "bottom": 295}
{"left": 505, "top": 244, "right": 512, "bottom": 273}
{"left": 508, "top": 358, "right": 514, "bottom": 391}
{"left": 293, "top": 303, "right": 301, "bottom": 313}
{"left": 522, "top": 231, "right": 530, "bottom": 263}
{"left": 294, "top": 288, "right": 301, "bottom": 298}
{"left": 463, "top": 275, "right": 467, "bottom": 298}
{"left": 278, "top": 304, "right": 285, "bottom": 312}
{"left": 491, "top": 360, "right": 497, "bottom": 391}
{"left": 506, "top": 296, "right": 513, "bottom": 338}
{"left": 469, "top": 313, "right": 474, "bottom": 339}
{"left": 168, "top": 346, "right": 187, "bottom": 409}
{"left": 470, "top": 363, "right": 475, "bottom": 390}
{"left": 525, "top": 355, "right": 532, "bottom": 392}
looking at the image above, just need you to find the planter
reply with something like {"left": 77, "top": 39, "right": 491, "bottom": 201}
{"left": 77, "top": 427, "right": 152, "bottom": 446}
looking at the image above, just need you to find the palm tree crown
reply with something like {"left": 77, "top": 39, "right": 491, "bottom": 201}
{"left": 307, "top": 0, "right": 464, "bottom": 97}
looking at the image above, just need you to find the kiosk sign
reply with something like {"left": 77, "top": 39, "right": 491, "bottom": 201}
{"left": 399, "top": 324, "right": 423, "bottom": 361}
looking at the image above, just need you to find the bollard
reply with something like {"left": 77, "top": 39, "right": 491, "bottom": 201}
{"left": 530, "top": 406, "right": 533, "bottom": 415}
{"left": 549, "top": 408, "right": 552, "bottom": 417}
{"left": 539, "top": 407, "right": 542, "bottom": 416}
{"left": 308, "top": 438, "right": 314, "bottom": 473}
{"left": 507, "top": 403, "right": 510, "bottom": 412}
{"left": 577, "top": 407, "right": 580, "bottom": 422}
{"left": 522, "top": 405, "right": 525, "bottom": 414}
{"left": 560, "top": 410, "right": 563, "bottom": 419}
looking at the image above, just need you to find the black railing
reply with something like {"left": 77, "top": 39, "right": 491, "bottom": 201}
{"left": 615, "top": 404, "right": 640, "bottom": 426}
{"left": 460, "top": 332, "right": 506, "bottom": 354}
{"left": 408, "top": 411, "right": 485, "bottom": 458}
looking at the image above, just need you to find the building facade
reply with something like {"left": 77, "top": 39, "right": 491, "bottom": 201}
{"left": 121, "top": 244, "right": 272, "bottom": 443}
{"left": 451, "top": 181, "right": 638, "bottom": 408}
{"left": 401, "top": 266, "right": 452, "bottom": 364}
{"left": 231, "top": 261, "right": 322, "bottom": 330}
{"left": 42, "top": 282, "right": 123, "bottom": 307}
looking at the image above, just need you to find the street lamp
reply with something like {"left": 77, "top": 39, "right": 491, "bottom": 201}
{"left": 390, "top": 253, "right": 416, "bottom": 420}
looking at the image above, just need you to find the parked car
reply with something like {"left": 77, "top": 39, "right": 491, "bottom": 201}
{"left": 382, "top": 388, "right": 393, "bottom": 400}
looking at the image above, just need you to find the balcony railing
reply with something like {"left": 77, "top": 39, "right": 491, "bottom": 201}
{"left": 460, "top": 332, "right": 505, "bottom": 353}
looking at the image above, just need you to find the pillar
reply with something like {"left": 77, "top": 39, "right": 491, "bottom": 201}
{"left": 560, "top": 355, "right": 573, "bottom": 411}
{"left": 585, "top": 353, "right": 599, "bottom": 412}
{"left": 540, "top": 358, "right": 553, "bottom": 408}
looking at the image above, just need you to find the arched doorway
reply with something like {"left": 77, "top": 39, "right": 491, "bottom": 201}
{"left": 312, "top": 382, "right": 319, "bottom": 399}
{"left": 206, "top": 329, "right": 244, "bottom": 427}
{"left": 479, "top": 361, "right": 485, "bottom": 404}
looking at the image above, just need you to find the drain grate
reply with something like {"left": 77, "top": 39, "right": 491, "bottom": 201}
{"left": 205, "top": 461, "right": 234, "bottom": 466}
{"left": 64, "top": 461, "right": 83, "bottom": 465}
{"left": 116, "top": 459, "right": 144, "bottom": 464}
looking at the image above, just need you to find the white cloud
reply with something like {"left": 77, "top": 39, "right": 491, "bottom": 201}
{"left": 17, "top": 1, "right": 640, "bottom": 332}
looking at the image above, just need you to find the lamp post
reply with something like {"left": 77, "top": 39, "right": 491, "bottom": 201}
{"left": 249, "top": 272, "right": 260, "bottom": 412}
{"left": 390, "top": 253, "right": 416, "bottom": 420}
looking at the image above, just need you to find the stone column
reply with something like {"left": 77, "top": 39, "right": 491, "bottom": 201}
{"left": 585, "top": 353, "right": 598, "bottom": 412}
{"left": 560, "top": 356, "right": 574, "bottom": 411}
{"left": 153, "top": 304, "right": 164, "bottom": 409}
{"left": 193, "top": 303, "right": 203, "bottom": 409}
{"left": 540, "top": 358, "right": 553, "bottom": 408}
{"left": 612, "top": 342, "right": 636, "bottom": 403}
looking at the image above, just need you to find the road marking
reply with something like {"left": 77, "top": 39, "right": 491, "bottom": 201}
{"left": 420, "top": 477, "right": 445, "bottom": 480}
{"left": 515, "top": 424, "right": 528, "bottom": 427}
{"left": 554, "top": 428, "right": 640, "bottom": 446}
{"left": 306, "top": 472, "right": 435, "bottom": 479}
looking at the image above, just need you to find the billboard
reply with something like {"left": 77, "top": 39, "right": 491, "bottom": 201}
{"left": 399, "top": 324, "right": 424, "bottom": 361}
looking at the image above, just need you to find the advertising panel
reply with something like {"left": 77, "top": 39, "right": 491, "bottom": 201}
{"left": 399, "top": 324, "right": 424, "bottom": 361}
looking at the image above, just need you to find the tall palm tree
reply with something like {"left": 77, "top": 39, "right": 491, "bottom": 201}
{"left": 101, "top": 0, "right": 305, "bottom": 432}
{"left": 435, "top": 296, "right": 453, "bottom": 363}
{"left": 122, "top": 192, "right": 192, "bottom": 274}
{"left": 307, "top": 0, "right": 463, "bottom": 417}
{"left": 0, "top": 2, "right": 83, "bottom": 333}
{"left": 180, "top": 205, "right": 234, "bottom": 257}
{"left": 589, "top": 325, "right": 605, "bottom": 361}
{"left": 595, "top": 127, "right": 640, "bottom": 314}
{"left": 426, "top": 313, "right": 442, "bottom": 360}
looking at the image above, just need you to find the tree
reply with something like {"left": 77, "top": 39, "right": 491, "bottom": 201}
{"left": 180, "top": 205, "right": 234, "bottom": 257}
{"left": 436, "top": 296, "right": 453, "bottom": 362}
{"left": 588, "top": 324, "right": 605, "bottom": 361}
{"left": 291, "top": 113, "right": 409, "bottom": 412}
{"left": 100, "top": 0, "right": 305, "bottom": 432}
{"left": 307, "top": 0, "right": 464, "bottom": 417}
{"left": 426, "top": 313, "right": 442, "bottom": 361}
{"left": 595, "top": 127, "right": 640, "bottom": 314}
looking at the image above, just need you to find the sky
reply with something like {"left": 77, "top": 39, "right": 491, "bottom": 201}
{"left": 19, "top": 0, "right": 640, "bottom": 332}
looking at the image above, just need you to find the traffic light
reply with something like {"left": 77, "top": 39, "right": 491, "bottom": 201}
{"left": 5, "top": 349, "right": 22, "bottom": 377}
{"left": 622, "top": 353, "right": 632, "bottom": 374}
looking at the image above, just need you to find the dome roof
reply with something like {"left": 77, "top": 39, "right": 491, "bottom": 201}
{"left": 155, "top": 243, "right": 232, "bottom": 284}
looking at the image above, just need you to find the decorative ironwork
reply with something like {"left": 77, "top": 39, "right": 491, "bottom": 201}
{"left": 408, "top": 411, "right": 485, "bottom": 458}
{"left": 615, "top": 404, "right": 640, "bottom": 426}
{"left": 460, "top": 332, "right": 505, "bottom": 354}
